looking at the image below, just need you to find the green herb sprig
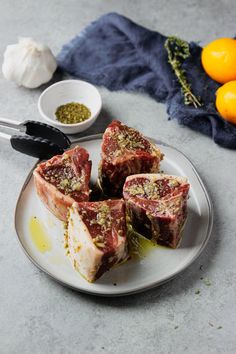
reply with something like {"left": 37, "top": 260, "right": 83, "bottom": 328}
{"left": 164, "top": 36, "right": 202, "bottom": 108}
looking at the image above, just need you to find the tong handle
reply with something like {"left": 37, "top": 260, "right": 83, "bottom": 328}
{"left": 24, "top": 120, "right": 71, "bottom": 149}
{"left": 0, "top": 117, "right": 21, "bottom": 130}
{"left": 10, "top": 135, "right": 64, "bottom": 159}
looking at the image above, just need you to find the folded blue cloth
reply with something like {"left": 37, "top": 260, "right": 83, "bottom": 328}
{"left": 58, "top": 12, "right": 236, "bottom": 149}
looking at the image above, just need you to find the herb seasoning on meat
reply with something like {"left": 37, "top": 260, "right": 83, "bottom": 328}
{"left": 55, "top": 102, "right": 91, "bottom": 124}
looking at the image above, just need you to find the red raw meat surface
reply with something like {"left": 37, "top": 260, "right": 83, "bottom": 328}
{"left": 123, "top": 174, "right": 190, "bottom": 248}
{"left": 67, "top": 199, "right": 128, "bottom": 282}
{"left": 99, "top": 120, "right": 163, "bottom": 196}
{"left": 34, "top": 146, "right": 91, "bottom": 221}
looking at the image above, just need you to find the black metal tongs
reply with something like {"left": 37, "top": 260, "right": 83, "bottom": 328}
{"left": 0, "top": 118, "right": 71, "bottom": 159}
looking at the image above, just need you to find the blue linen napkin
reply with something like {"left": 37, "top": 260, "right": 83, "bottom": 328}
{"left": 58, "top": 12, "right": 236, "bottom": 149}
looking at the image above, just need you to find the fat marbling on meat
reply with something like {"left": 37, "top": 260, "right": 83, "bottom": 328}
{"left": 33, "top": 146, "right": 91, "bottom": 221}
{"left": 98, "top": 120, "right": 163, "bottom": 196}
{"left": 66, "top": 199, "right": 128, "bottom": 282}
{"left": 123, "top": 174, "right": 190, "bottom": 248}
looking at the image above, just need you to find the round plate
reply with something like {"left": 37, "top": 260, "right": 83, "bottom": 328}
{"left": 15, "top": 135, "right": 213, "bottom": 296}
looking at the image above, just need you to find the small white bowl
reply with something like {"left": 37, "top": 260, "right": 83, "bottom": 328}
{"left": 38, "top": 80, "right": 102, "bottom": 134}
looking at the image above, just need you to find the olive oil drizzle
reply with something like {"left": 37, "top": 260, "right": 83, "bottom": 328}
{"left": 29, "top": 216, "right": 52, "bottom": 253}
{"left": 127, "top": 225, "right": 158, "bottom": 259}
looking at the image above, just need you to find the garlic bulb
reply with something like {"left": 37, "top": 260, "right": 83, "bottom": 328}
{"left": 2, "top": 37, "right": 57, "bottom": 88}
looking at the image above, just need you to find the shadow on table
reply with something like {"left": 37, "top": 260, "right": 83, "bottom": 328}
{"left": 37, "top": 68, "right": 65, "bottom": 91}
{"left": 71, "top": 107, "right": 113, "bottom": 138}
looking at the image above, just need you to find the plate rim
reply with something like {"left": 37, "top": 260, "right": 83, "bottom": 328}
{"left": 14, "top": 134, "right": 213, "bottom": 297}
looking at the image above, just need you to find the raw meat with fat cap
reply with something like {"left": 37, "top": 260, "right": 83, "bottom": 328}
{"left": 66, "top": 199, "right": 128, "bottom": 282}
{"left": 123, "top": 174, "right": 190, "bottom": 248}
{"left": 99, "top": 120, "right": 163, "bottom": 196}
{"left": 34, "top": 146, "right": 91, "bottom": 221}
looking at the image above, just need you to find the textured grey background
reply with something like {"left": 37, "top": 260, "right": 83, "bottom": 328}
{"left": 0, "top": 1, "right": 236, "bottom": 353}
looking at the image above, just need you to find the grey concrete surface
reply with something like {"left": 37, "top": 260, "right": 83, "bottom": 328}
{"left": 0, "top": 1, "right": 236, "bottom": 353}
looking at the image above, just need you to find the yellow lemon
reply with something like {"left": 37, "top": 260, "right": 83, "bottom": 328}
{"left": 216, "top": 81, "right": 236, "bottom": 124}
{"left": 202, "top": 38, "right": 236, "bottom": 84}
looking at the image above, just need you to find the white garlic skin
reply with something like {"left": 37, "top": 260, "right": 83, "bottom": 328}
{"left": 2, "top": 37, "right": 57, "bottom": 88}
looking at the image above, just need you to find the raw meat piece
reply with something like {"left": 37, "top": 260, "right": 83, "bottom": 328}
{"left": 34, "top": 146, "right": 91, "bottom": 221}
{"left": 123, "top": 174, "right": 190, "bottom": 248}
{"left": 66, "top": 199, "right": 128, "bottom": 282}
{"left": 98, "top": 120, "right": 163, "bottom": 196}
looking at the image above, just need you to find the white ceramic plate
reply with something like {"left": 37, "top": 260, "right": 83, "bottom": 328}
{"left": 15, "top": 135, "right": 213, "bottom": 296}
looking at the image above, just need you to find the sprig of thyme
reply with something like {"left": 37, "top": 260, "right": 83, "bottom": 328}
{"left": 164, "top": 36, "right": 202, "bottom": 108}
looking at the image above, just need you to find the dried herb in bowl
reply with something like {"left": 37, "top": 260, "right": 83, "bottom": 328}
{"left": 55, "top": 102, "right": 91, "bottom": 124}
